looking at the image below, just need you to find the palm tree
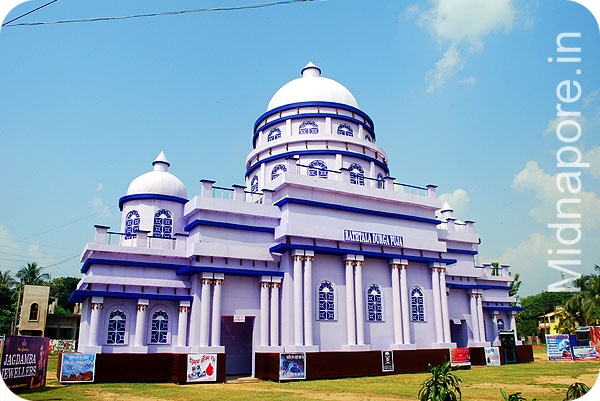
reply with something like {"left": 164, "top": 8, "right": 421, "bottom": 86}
{"left": 0, "top": 270, "right": 16, "bottom": 289}
{"left": 16, "top": 262, "right": 50, "bottom": 286}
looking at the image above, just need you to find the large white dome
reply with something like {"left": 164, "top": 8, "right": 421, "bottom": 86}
{"left": 267, "top": 62, "right": 358, "bottom": 111}
{"left": 126, "top": 151, "right": 187, "bottom": 199}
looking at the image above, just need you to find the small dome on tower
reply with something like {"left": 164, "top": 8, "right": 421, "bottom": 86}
{"left": 126, "top": 151, "right": 187, "bottom": 199}
{"left": 267, "top": 62, "right": 359, "bottom": 111}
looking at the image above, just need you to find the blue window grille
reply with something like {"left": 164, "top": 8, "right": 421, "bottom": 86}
{"left": 377, "top": 173, "right": 385, "bottom": 189}
{"left": 308, "top": 160, "right": 328, "bottom": 179}
{"left": 267, "top": 128, "right": 281, "bottom": 142}
{"left": 251, "top": 175, "right": 259, "bottom": 192}
{"left": 337, "top": 123, "right": 353, "bottom": 136}
{"left": 107, "top": 309, "right": 126, "bottom": 344}
{"left": 318, "top": 281, "right": 335, "bottom": 320}
{"left": 271, "top": 164, "right": 287, "bottom": 180}
{"left": 497, "top": 318, "right": 505, "bottom": 331}
{"left": 299, "top": 121, "right": 318, "bottom": 135}
{"left": 411, "top": 287, "right": 425, "bottom": 322}
{"left": 349, "top": 163, "right": 365, "bottom": 186}
{"left": 153, "top": 209, "right": 172, "bottom": 238}
{"left": 367, "top": 284, "right": 383, "bottom": 322}
{"left": 365, "top": 135, "right": 372, "bottom": 142}
{"left": 125, "top": 210, "right": 140, "bottom": 239}
{"left": 150, "top": 310, "right": 169, "bottom": 344}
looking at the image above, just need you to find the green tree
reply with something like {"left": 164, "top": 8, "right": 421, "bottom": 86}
{"left": 49, "top": 277, "right": 80, "bottom": 313}
{"left": 0, "top": 270, "right": 16, "bottom": 289}
{"left": 16, "top": 262, "right": 50, "bottom": 286}
{"left": 509, "top": 273, "right": 521, "bottom": 299}
{"left": 0, "top": 282, "right": 17, "bottom": 335}
{"left": 516, "top": 291, "right": 572, "bottom": 336}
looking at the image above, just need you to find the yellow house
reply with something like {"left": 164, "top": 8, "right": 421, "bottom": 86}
{"left": 538, "top": 307, "right": 564, "bottom": 335}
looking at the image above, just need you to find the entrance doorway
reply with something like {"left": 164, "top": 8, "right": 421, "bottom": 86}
{"left": 450, "top": 319, "right": 468, "bottom": 348}
{"left": 220, "top": 316, "right": 254, "bottom": 375}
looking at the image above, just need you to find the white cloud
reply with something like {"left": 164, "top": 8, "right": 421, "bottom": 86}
{"left": 90, "top": 196, "right": 111, "bottom": 218}
{"left": 438, "top": 188, "right": 471, "bottom": 220}
{"left": 542, "top": 115, "right": 586, "bottom": 136}
{"left": 400, "top": 4, "right": 421, "bottom": 21}
{"left": 584, "top": 89, "right": 599, "bottom": 107}
{"left": 459, "top": 76, "right": 477, "bottom": 85}
{"left": 96, "top": 183, "right": 104, "bottom": 191}
{"left": 583, "top": 146, "right": 600, "bottom": 178}
{"left": 410, "top": 0, "right": 515, "bottom": 92}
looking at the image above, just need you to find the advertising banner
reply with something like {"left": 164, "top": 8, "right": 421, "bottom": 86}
{"left": 449, "top": 347, "right": 471, "bottom": 367}
{"left": 0, "top": 335, "right": 50, "bottom": 390}
{"left": 49, "top": 339, "right": 77, "bottom": 355}
{"left": 484, "top": 347, "right": 501, "bottom": 366}
{"left": 546, "top": 334, "right": 573, "bottom": 362}
{"left": 60, "top": 353, "right": 96, "bottom": 383}
{"left": 187, "top": 354, "right": 217, "bottom": 382}
{"left": 590, "top": 327, "right": 600, "bottom": 355}
{"left": 381, "top": 350, "right": 394, "bottom": 372}
{"left": 573, "top": 346, "right": 598, "bottom": 361}
{"left": 279, "top": 353, "right": 306, "bottom": 380}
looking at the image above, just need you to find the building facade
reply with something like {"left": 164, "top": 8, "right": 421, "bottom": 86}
{"left": 71, "top": 63, "right": 526, "bottom": 380}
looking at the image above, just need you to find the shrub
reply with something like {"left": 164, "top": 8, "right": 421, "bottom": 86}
{"left": 564, "top": 382, "right": 590, "bottom": 401}
{"left": 417, "top": 361, "right": 462, "bottom": 401}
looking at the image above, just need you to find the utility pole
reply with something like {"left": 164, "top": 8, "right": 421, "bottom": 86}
{"left": 12, "top": 282, "right": 22, "bottom": 335}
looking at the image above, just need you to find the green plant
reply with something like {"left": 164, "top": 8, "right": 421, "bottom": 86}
{"left": 500, "top": 389, "right": 536, "bottom": 401}
{"left": 417, "top": 361, "right": 462, "bottom": 401}
{"left": 563, "top": 382, "right": 590, "bottom": 400}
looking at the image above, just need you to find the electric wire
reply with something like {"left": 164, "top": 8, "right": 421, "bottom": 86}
{"left": 1, "top": 0, "right": 59, "bottom": 26}
{"left": 2, "top": 0, "right": 318, "bottom": 28}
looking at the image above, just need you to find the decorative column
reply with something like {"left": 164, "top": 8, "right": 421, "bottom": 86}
{"left": 354, "top": 258, "right": 365, "bottom": 346}
{"left": 134, "top": 300, "right": 149, "bottom": 347}
{"left": 431, "top": 266, "right": 444, "bottom": 344}
{"left": 177, "top": 302, "right": 190, "bottom": 347}
{"left": 292, "top": 252, "right": 304, "bottom": 346}
{"left": 476, "top": 293, "right": 486, "bottom": 343}
{"left": 344, "top": 257, "right": 356, "bottom": 346}
{"left": 303, "top": 252, "right": 314, "bottom": 346}
{"left": 199, "top": 274, "right": 212, "bottom": 347}
{"left": 270, "top": 279, "right": 281, "bottom": 347}
{"left": 88, "top": 298, "right": 104, "bottom": 347}
{"left": 439, "top": 267, "right": 451, "bottom": 344}
{"left": 469, "top": 293, "right": 480, "bottom": 342}
{"left": 390, "top": 263, "right": 403, "bottom": 345}
{"left": 509, "top": 311, "right": 518, "bottom": 343}
{"left": 400, "top": 262, "right": 411, "bottom": 344}
{"left": 210, "top": 275, "right": 223, "bottom": 347}
{"left": 260, "top": 279, "right": 270, "bottom": 346}
{"left": 492, "top": 313, "right": 500, "bottom": 345}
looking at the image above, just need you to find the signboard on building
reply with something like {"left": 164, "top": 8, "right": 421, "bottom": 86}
{"left": 381, "top": 351, "right": 394, "bottom": 372}
{"left": 0, "top": 335, "right": 50, "bottom": 390}
{"left": 187, "top": 353, "right": 217, "bottom": 382}
{"left": 590, "top": 327, "right": 600, "bottom": 356}
{"left": 546, "top": 334, "right": 573, "bottom": 362}
{"left": 49, "top": 339, "right": 77, "bottom": 355}
{"left": 60, "top": 353, "right": 96, "bottom": 383}
{"left": 484, "top": 347, "right": 501, "bottom": 366}
{"left": 343, "top": 230, "right": 404, "bottom": 248}
{"left": 233, "top": 315, "right": 246, "bottom": 323}
{"left": 573, "top": 346, "right": 597, "bottom": 361}
{"left": 279, "top": 353, "right": 306, "bottom": 380}
{"left": 449, "top": 348, "right": 471, "bottom": 367}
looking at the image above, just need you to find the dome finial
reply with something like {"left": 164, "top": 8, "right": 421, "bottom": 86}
{"left": 152, "top": 151, "right": 170, "bottom": 171}
{"left": 301, "top": 61, "right": 321, "bottom": 78}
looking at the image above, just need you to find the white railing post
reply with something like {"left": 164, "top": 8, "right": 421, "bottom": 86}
{"left": 233, "top": 184, "right": 246, "bottom": 201}
{"left": 94, "top": 225, "right": 109, "bottom": 244}
{"left": 135, "top": 230, "right": 149, "bottom": 248}
{"left": 426, "top": 185, "right": 437, "bottom": 199}
{"left": 175, "top": 233, "right": 188, "bottom": 251}
{"left": 200, "top": 179, "right": 215, "bottom": 197}
{"left": 385, "top": 176, "right": 395, "bottom": 192}
{"left": 262, "top": 189, "right": 274, "bottom": 205}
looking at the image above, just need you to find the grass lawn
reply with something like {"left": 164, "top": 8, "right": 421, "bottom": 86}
{"left": 13, "top": 347, "right": 599, "bottom": 401}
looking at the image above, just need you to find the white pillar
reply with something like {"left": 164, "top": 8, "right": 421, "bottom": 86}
{"left": 354, "top": 260, "right": 365, "bottom": 346}
{"left": 476, "top": 293, "right": 486, "bottom": 342}
{"left": 492, "top": 313, "right": 500, "bottom": 344}
{"left": 431, "top": 267, "right": 443, "bottom": 344}
{"left": 270, "top": 280, "right": 281, "bottom": 347}
{"left": 293, "top": 253, "right": 304, "bottom": 346}
{"left": 177, "top": 302, "right": 189, "bottom": 347}
{"left": 510, "top": 312, "right": 518, "bottom": 343}
{"left": 439, "top": 268, "right": 451, "bottom": 344}
{"left": 470, "top": 293, "right": 480, "bottom": 342}
{"left": 390, "top": 264, "right": 403, "bottom": 345}
{"left": 199, "top": 276, "right": 212, "bottom": 347}
{"left": 189, "top": 275, "right": 202, "bottom": 347}
{"left": 260, "top": 280, "right": 270, "bottom": 347}
{"left": 303, "top": 253, "right": 314, "bottom": 346}
{"left": 134, "top": 300, "right": 149, "bottom": 347}
{"left": 345, "top": 259, "right": 356, "bottom": 346}
{"left": 210, "top": 277, "right": 223, "bottom": 347}
{"left": 88, "top": 299, "right": 103, "bottom": 347}
{"left": 400, "top": 264, "right": 411, "bottom": 344}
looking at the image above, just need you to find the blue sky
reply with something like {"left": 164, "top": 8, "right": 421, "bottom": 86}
{"left": 0, "top": 0, "right": 598, "bottom": 296}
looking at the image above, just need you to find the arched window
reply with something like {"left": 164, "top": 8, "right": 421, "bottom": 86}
{"left": 365, "top": 135, "right": 372, "bottom": 142}
{"left": 125, "top": 210, "right": 140, "bottom": 240}
{"left": 308, "top": 160, "right": 328, "bottom": 179}
{"left": 497, "top": 317, "right": 505, "bottom": 331}
{"left": 250, "top": 175, "right": 259, "bottom": 193}
{"left": 411, "top": 287, "right": 425, "bottom": 322}
{"left": 349, "top": 163, "right": 365, "bottom": 186}
{"left": 153, "top": 209, "right": 172, "bottom": 238}
{"left": 318, "top": 281, "right": 335, "bottom": 320}
{"left": 107, "top": 309, "right": 126, "bottom": 344}
{"left": 337, "top": 123, "right": 353, "bottom": 136}
{"left": 267, "top": 128, "right": 281, "bottom": 142}
{"left": 367, "top": 284, "right": 383, "bottom": 322}
{"left": 377, "top": 173, "right": 385, "bottom": 189}
{"left": 299, "top": 121, "right": 318, "bottom": 135}
{"left": 150, "top": 310, "right": 169, "bottom": 344}
{"left": 271, "top": 164, "right": 287, "bottom": 180}
{"left": 29, "top": 303, "right": 39, "bottom": 321}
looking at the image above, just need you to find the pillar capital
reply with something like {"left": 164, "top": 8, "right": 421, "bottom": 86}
{"left": 389, "top": 258, "right": 408, "bottom": 266}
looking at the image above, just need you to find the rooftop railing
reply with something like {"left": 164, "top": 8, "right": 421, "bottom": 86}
{"left": 93, "top": 226, "right": 186, "bottom": 251}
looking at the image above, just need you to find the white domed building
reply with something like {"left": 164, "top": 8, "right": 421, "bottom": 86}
{"left": 71, "top": 63, "right": 530, "bottom": 383}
